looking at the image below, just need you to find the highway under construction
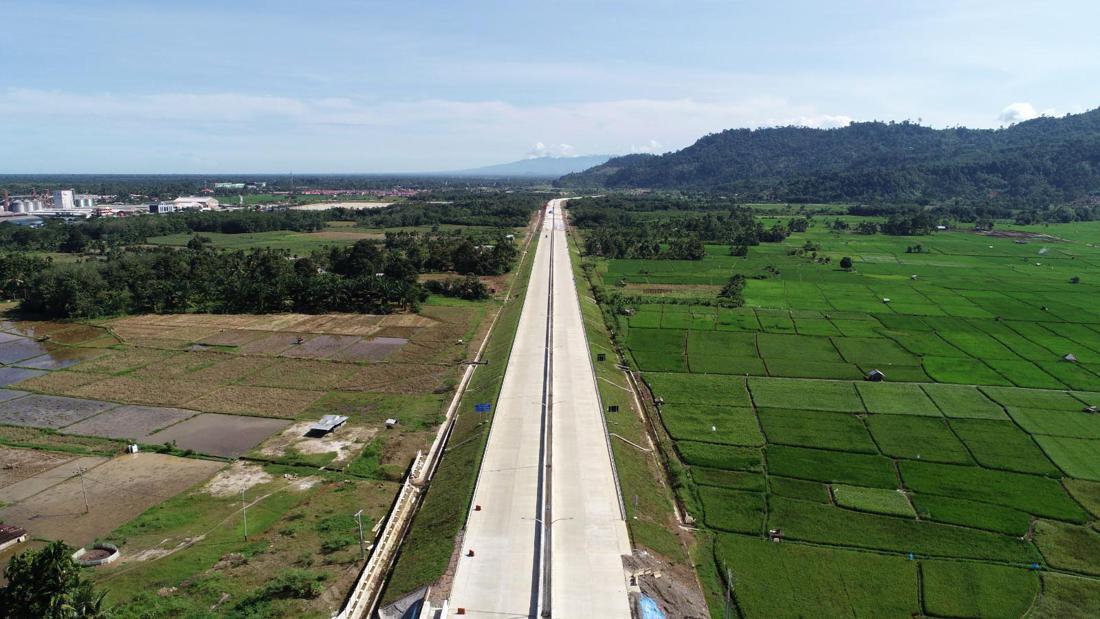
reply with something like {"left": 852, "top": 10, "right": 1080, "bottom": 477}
{"left": 446, "top": 199, "right": 632, "bottom": 618}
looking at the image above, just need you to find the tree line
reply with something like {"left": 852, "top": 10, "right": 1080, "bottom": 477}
{"left": 1, "top": 232, "right": 517, "bottom": 318}
{"left": 571, "top": 199, "right": 795, "bottom": 260}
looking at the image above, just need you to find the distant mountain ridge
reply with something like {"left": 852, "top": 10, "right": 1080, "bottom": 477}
{"left": 557, "top": 109, "right": 1100, "bottom": 206}
{"left": 448, "top": 154, "right": 611, "bottom": 177}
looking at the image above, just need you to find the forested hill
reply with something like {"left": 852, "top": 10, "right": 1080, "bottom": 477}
{"left": 557, "top": 108, "right": 1100, "bottom": 206}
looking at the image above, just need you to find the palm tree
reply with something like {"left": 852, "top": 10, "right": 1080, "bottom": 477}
{"left": 0, "top": 541, "right": 109, "bottom": 618}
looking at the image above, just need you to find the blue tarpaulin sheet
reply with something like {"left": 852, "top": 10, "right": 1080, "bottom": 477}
{"left": 639, "top": 596, "right": 666, "bottom": 619}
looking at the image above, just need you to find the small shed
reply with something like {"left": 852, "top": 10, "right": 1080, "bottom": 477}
{"left": 1064, "top": 353, "right": 1079, "bottom": 363}
{"left": 385, "top": 418, "right": 398, "bottom": 429}
{"left": 1084, "top": 405, "right": 1098, "bottom": 414}
{"left": 307, "top": 415, "right": 348, "bottom": 437}
{"left": 0, "top": 524, "right": 28, "bottom": 552}
{"left": 865, "top": 369, "right": 886, "bottom": 382}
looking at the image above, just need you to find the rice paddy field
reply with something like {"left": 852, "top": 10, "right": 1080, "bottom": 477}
{"left": 588, "top": 213, "right": 1100, "bottom": 617}
{"left": 0, "top": 301, "right": 493, "bottom": 614}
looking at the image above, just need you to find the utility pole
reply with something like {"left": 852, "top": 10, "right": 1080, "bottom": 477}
{"left": 354, "top": 510, "right": 366, "bottom": 562}
{"left": 78, "top": 467, "right": 89, "bottom": 513}
{"left": 241, "top": 490, "right": 248, "bottom": 540}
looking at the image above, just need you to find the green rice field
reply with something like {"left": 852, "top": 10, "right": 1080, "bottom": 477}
{"left": 583, "top": 212, "right": 1100, "bottom": 617}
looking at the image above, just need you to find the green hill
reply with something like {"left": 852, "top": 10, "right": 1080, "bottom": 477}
{"left": 558, "top": 109, "right": 1100, "bottom": 206}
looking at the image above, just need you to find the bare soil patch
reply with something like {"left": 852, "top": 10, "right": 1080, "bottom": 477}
{"left": 144, "top": 413, "right": 290, "bottom": 457}
{"left": 186, "top": 385, "right": 325, "bottom": 418}
{"left": 0, "top": 395, "right": 116, "bottom": 429}
{"left": 62, "top": 405, "right": 197, "bottom": 441}
{"left": 0, "top": 447, "right": 72, "bottom": 488}
{"left": 624, "top": 550, "right": 710, "bottom": 619}
{"left": 0, "top": 456, "right": 107, "bottom": 505}
{"left": 0, "top": 453, "right": 222, "bottom": 547}
{"left": 258, "top": 421, "right": 377, "bottom": 466}
{"left": 202, "top": 461, "right": 273, "bottom": 497}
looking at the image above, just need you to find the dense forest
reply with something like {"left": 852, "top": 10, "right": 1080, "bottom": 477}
{"left": 569, "top": 197, "right": 794, "bottom": 259}
{"left": 558, "top": 108, "right": 1100, "bottom": 210}
{"left": 0, "top": 231, "right": 515, "bottom": 318}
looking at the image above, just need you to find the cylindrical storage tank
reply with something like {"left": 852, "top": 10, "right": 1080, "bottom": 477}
{"left": 12, "top": 202, "right": 26, "bottom": 213}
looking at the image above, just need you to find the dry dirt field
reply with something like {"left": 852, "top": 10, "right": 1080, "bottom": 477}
{"left": 0, "top": 453, "right": 222, "bottom": 546}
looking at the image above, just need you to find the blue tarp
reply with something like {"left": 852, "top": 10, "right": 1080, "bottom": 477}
{"left": 639, "top": 596, "right": 666, "bottom": 619}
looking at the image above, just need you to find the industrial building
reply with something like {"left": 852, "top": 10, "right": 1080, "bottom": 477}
{"left": 172, "top": 196, "right": 219, "bottom": 210}
{"left": 53, "top": 189, "right": 75, "bottom": 210}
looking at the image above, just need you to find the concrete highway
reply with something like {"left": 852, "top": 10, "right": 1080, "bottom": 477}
{"left": 547, "top": 201, "right": 633, "bottom": 618}
{"left": 447, "top": 200, "right": 630, "bottom": 618}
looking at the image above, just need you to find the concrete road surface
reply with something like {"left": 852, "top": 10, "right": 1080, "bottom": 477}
{"left": 548, "top": 202, "right": 632, "bottom": 618}
{"left": 448, "top": 205, "right": 552, "bottom": 618}
{"left": 447, "top": 200, "right": 630, "bottom": 618}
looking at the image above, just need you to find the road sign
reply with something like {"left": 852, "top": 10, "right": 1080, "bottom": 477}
{"left": 474, "top": 403, "right": 492, "bottom": 413}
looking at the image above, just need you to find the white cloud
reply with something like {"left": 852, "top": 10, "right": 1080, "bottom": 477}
{"left": 629, "top": 140, "right": 663, "bottom": 154}
{"left": 527, "top": 142, "right": 577, "bottom": 158}
{"left": 0, "top": 88, "right": 855, "bottom": 171}
{"left": 997, "top": 102, "right": 1057, "bottom": 124}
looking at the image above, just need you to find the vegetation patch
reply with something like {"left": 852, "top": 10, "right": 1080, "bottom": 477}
{"left": 766, "top": 445, "right": 897, "bottom": 488}
{"left": 698, "top": 487, "right": 765, "bottom": 533}
{"left": 867, "top": 415, "right": 972, "bottom": 464}
{"left": 768, "top": 496, "right": 1039, "bottom": 562}
{"left": 715, "top": 534, "right": 919, "bottom": 618}
{"left": 898, "top": 460, "right": 1089, "bottom": 522}
{"left": 911, "top": 494, "right": 1032, "bottom": 536}
{"left": 661, "top": 404, "right": 764, "bottom": 446}
{"left": 920, "top": 560, "right": 1039, "bottom": 619}
{"left": 857, "top": 382, "right": 941, "bottom": 416}
{"left": 832, "top": 484, "right": 915, "bottom": 517}
{"left": 1034, "top": 435, "right": 1100, "bottom": 480}
{"left": 757, "top": 408, "right": 876, "bottom": 453}
{"left": 748, "top": 377, "right": 864, "bottom": 412}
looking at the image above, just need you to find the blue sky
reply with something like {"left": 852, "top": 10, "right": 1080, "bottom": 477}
{"left": 2, "top": 0, "right": 1098, "bottom": 173}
